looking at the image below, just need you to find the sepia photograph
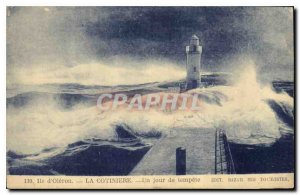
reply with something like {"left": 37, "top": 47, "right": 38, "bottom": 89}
{"left": 6, "top": 6, "right": 294, "bottom": 189}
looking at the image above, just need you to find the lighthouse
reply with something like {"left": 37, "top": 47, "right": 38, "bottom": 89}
{"left": 185, "top": 35, "right": 202, "bottom": 89}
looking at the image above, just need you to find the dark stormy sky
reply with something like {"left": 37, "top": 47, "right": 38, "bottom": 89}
{"left": 7, "top": 7, "right": 294, "bottom": 85}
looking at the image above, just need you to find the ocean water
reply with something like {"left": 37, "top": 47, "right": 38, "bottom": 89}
{"left": 6, "top": 70, "right": 294, "bottom": 175}
{"left": 230, "top": 80, "right": 294, "bottom": 174}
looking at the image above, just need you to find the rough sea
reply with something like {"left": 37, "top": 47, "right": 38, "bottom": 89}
{"left": 7, "top": 71, "right": 294, "bottom": 175}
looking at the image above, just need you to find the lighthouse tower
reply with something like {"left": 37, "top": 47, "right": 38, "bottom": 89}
{"left": 185, "top": 34, "right": 202, "bottom": 89}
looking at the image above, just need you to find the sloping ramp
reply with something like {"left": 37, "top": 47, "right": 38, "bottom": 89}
{"left": 130, "top": 128, "right": 216, "bottom": 175}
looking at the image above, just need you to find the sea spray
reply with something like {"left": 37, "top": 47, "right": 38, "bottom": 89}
{"left": 7, "top": 60, "right": 185, "bottom": 86}
{"left": 6, "top": 63, "right": 293, "bottom": 155}
{"left": 190, "top": 64, "right": 293, "bottom": 144}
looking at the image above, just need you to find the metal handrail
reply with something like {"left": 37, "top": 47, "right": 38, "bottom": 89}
{"left": 215, "top": 129, "right": 236, "bottom": 174}
{"left": 223, "top": 130, "right": 236, "bottom": 174}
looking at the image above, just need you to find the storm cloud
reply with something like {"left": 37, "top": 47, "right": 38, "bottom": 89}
{"left": 7, "top": 7, "right": 294, "bottom": 85}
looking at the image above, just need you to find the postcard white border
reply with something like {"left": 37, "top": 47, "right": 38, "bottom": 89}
{"left": 2, "top": 1, "right": 298, "bottom": 194}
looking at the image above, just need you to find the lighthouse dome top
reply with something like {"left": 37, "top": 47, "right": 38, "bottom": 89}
{"left": 189, "top": 34, "right": 200, "bottom": 46}
{"left": 191, "top": 34, "right": 199, "bottom": 40}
